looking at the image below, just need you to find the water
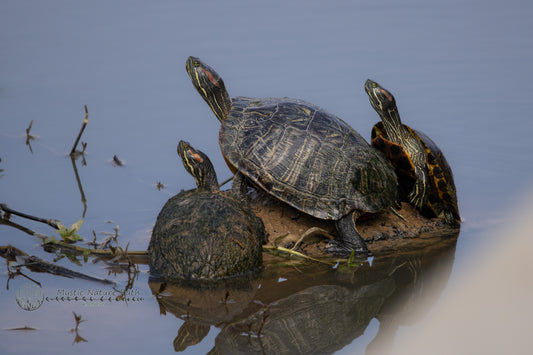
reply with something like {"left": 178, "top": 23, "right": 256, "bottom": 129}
{"left": 1, "top": 0, "right": 533, "bottom": 354}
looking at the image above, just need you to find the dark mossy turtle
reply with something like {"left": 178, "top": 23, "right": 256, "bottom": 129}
{"left": 148, "top": 141, "right": 265, "bottom": 281}
{"left": 186, "top": 56, "right": 399, "bottom": 256}
{"left": 364, "top": 79, "right": 460, "bottom": 227}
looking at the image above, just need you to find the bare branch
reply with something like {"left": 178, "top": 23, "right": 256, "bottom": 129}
{"left": 70, "top": 105, "right": 89, "bottom": 155}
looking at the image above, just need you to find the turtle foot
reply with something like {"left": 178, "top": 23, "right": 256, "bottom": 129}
{"left": 408, "top": 189, "right": 426, "bottom": 210}
{"left": 409, "top": 178, "right": 429, "bottom": 210}
{"left": 442, "top": 209, "right": 461, "bottom": 228}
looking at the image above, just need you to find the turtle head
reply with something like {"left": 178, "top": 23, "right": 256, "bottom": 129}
{"left": 177, "top": 140, "right": 219, "bottom": 191}
{"left": 364, "top": 79, "right": 398, "bottom": 114}
{"left": 186, "top": 56, "right": 232, "bottom": 122}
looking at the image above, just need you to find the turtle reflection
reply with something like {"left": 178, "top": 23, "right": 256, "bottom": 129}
{"left": 149, "top": 231, "right": 458, "bottom": 354}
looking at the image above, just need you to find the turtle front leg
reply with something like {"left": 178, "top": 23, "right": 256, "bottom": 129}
{"left": 325, "top": 211, "right": 369, "bottom": 257}
{"left": 230, "top": 172, "right": 249, "bottom": 200}
{"left": 408, "top": 167, "right": 429, "bottom": 210}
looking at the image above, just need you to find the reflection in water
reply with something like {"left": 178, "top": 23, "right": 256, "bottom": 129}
{"left": 70, "top": 155, "right": 88, "bottom": 218}
{"left": 150, "top": 231, "right": 458, "bottom": 354}
{"left": 71, "top": 312, "right": 88, "bottom": 344}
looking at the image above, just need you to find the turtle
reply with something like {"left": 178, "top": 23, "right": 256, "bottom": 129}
{"left": 148, "top": 140, "right": 265, "bottom": 281}
{"left": 185, "top": 56, "right": 399, "bottom": 256}
{"left": 364, "top": 79, "right": 460, "bottom": 227}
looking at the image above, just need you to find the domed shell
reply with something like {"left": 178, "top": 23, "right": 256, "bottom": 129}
{"left": 148, "top": 189, "right": 264, "bottom": 280}
{"left": 371, "top": 121, "right": 459, "bottom": 224}
{"left": 220, "top": 97, "right": 398, "bottom": 220}
{"left": 415, "top": 129, "right": 460, "bottom": 224}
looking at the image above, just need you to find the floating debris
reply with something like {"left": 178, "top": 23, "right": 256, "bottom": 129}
{"left": 4, "top": 326, "right": 37, "bottom": 331}
{"left": 110, "top": 155, "right": 124, "bottom": 167}
{"left": 155, "top": 181, "right": 165, "bottom": 190}
{"left": 25, "top": 120, "right": 38, "bottom": 154}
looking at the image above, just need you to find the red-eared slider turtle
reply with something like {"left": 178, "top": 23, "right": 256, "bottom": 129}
{"left": 148, "top": 141, "right": 265, "bottom": 280}
{"left": 186, "top": 57, "right": 399, "bottom": 256}
{"left": 364, "top": 79, "right": 460, "bottom": 227}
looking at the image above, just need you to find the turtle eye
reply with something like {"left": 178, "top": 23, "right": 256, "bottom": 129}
{"left": 193, "top": 60, "right": 200, "bottom": 67}
{"left": 371, "top": 82, "right": 377, "bottom": 88}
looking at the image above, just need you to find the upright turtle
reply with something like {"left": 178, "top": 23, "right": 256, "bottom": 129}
{"left": 364, "top": 79, "right": 460, "bottom": 227}
{"left": 148, "top": 141, "right": 265, "bottom": 281}
{"left": 186, "top": 56, "right": 399, "bottom": 256}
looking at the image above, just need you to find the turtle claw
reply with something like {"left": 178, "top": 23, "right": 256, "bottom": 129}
{"left": 409, "top": 193, "right": 423, "bottom": 209}
{"left": 408, "top": 186, "right": 427, "bottom": 210}
{"left": 409, "top": 174, "right": 429, "bottom": 210}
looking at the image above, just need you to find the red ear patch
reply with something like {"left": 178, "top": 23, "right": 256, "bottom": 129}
{"left": 379, "top": 87, "right": 393, "bottom": 102}
{"left": 190, "top": 150, "right": 204, "bottom": 163}
{"left": 201, "top": 67, "right": 220, "bottom": 87}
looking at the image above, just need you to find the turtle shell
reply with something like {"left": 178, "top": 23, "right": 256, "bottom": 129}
{"left": 148, "top": 189, "right": 264, "bottom": 280}
{"left": 371, "top": 122, "right": 459, "bottom": 224}
{"left": 219, "top": 97, "right": 398, "bottom": 220}
{"left": 371, "top": 122, "right": 417, "bottom": 199}
{"left": 415, "top": 130, "right": 460, "bottom": 225}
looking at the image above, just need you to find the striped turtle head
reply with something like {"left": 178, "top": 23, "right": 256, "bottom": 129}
{"left": 364, "top": 79, "right": 398, "bottom": 114}
{"left": 365, "top": 79, "right": 403, "bottom": 132}
{"left": 177, "top": 140, "right": 218, "bottom": 191}
{"left": 186, "top": 56, "right": 232, "bottom": 122}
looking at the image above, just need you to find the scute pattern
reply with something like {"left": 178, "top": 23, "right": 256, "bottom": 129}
{"left": 220, "top": 97, "right": 398, "bottom": 220}
{"left": 371, "top": 121, "right": 459, "bottom": 225}
{"left": 414, "top": 129, "right": 460, "bottom": 224}
{"left": 148, "top": 190, "right": 264, "bottom": 280}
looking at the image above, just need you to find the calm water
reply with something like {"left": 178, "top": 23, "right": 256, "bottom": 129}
{"left": 1, "top": 1, "right": 533, "bottom": 354}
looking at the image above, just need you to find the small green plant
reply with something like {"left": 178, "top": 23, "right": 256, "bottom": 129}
{"left": 45, "top": 219, "right": 84, "bottom": 244}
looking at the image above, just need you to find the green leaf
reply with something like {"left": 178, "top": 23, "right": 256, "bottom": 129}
{"left": 53, "top": 219, "right": 84, "bottom": 243}
{"left": 68, "top": 219, "right": 84, "bottom": 233}
{"left": 61, "top": 233, "right": 83, "bottom": 243}
{"left": 66, "top": 254, "right": 82, "bottom": 267}
{"left": 44, "top": 236, "right": 59, "bottom": 244}
{"left": 55, "top": 221, "right": 66, "bottom": 232}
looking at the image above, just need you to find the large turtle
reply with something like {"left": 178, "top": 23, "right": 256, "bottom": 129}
{"left": 364, "top": 79, "right": 460, "bottom": 227}
{"left": 186, "top": 56, "right": 399, "bottom": 256}
{"left": 148, "top": 141, "right": 265, "bottom": 281}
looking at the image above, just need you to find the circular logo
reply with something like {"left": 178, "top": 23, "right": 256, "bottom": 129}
{"left": 16, "top": 282, "right": 44, "bottom": 311}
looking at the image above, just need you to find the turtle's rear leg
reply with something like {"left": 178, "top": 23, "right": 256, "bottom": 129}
{"left": 325, "top": 211, "right": 368, "bottom": 257}
{"left": 442, "top": 208, "right": 461, "bottom": 228}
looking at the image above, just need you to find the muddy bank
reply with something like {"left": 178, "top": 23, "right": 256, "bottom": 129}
{"left": 248, "top": 188, "right": 459, "bottom": 256}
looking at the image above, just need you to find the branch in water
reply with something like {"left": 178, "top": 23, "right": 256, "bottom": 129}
{"left": 70, "top": 105, "right": 89, "bottom": 155}
{"left": 1, "top": 203, "right": 60, "bottom": 230}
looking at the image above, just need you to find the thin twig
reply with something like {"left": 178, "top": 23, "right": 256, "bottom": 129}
{"left": 292, "top": 227, "right": 336, "bottom": 250}
{"left": 262, "top": 245, "right": 334, "bottom": 265}
{"left": 0, "top": 203, "right": 60, "bottom": 229}
{"left": 45, "top": 242, "right": 148, "bottom": 258}
{"left": 0, "top": 207, "right": 148, "bottom": 261}
{"left": 70, "top": 156, "right": 87, "bottom": 217}
{"left": 70, "top": 105, "right": 89, "bottom": 155}
{"left": 218, "top": 176, "right": 233, "bottom": 188}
